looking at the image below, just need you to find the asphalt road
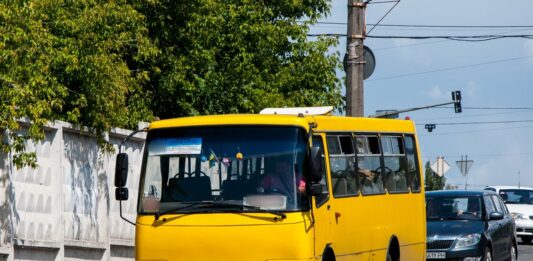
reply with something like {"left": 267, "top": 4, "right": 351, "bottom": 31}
{"left": 518, "top": 238, "right": 533, "bottom": 261}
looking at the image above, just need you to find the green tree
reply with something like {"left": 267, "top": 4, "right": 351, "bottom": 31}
{"left": 133, "top": 0, "right": 343, "bottom": 118}
{"left": 1, "top": 0, "right": 343, "bottom": 168}
{"left": 0, "top": 0, "right": 156, "bottom": 167}
{"left": 424, "top": 161, "right": 447, "bottom": 191}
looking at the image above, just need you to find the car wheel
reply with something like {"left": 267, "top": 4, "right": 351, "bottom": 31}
{"left": 521, "top": 236, "right": 533, "bottom": 244}
{"left": 510, "top": 243, "right": 517, "bottom": 261}
{"left": 484, "top": 247, "right": 492, "bottom": 261}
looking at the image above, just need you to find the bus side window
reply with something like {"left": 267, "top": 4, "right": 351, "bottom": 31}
{"left": 356, "top": 135, "right": 384, "bottom": 195}
{"left": 381, "top": 136, "right": 408, "bottom": 193}
{"left": 327, "top": 135, "right": 358, "bottom": 197}
{"left": 313, "top": 136, "right": 329, "bottom": 206}
{"left": 404, "top": 135, "right": 421, "bottom": 192}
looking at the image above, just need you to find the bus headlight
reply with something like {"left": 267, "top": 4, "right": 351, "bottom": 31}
{"left": 453, "top": 234, "right": 481, "bottom": 249}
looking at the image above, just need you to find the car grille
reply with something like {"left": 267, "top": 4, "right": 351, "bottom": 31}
{"left": 525, "top": 229, "right": 533, "bottom": 233}
{"left": 427, "top": 240, "right": 454, "bottom": 250}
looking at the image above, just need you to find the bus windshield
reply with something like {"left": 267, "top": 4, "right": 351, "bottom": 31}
{"left": 139, "top": 126, "right": 308, "bottom": 215}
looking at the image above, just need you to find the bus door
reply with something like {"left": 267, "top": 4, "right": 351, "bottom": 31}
{"left": 312, "top": 135, "right": 333, "bottom": 258}
{"left": 326, "top": 134, "right": 367, "bottom": 260}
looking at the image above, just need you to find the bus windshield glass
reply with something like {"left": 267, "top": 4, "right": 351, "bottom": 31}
{"left": 139, "top": 126, "right": 308, "bottom": 214}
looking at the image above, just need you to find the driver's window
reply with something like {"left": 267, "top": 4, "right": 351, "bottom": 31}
{"left": 313, "top": 135, "right": 330, "bottom": 206}
{"left": 326, "top": 134, "right": 357, "bottom": 197}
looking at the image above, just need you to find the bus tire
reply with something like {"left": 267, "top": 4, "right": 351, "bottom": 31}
{"left": 387, "top": 236, "right": 400, "bottom": 261}
{"left": 322, "top": 246, "right": 336, "bottom": 261}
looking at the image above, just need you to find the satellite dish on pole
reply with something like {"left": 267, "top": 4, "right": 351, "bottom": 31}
{"left": 363, "top": 46, "right": 375, "bottom": 80}
{"left": 343, "top": 45, "right": 376, "bottom": 80}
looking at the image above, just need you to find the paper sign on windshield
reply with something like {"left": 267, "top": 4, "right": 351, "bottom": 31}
{"left": 148, "top": 138, "right": 202, "bottom": 155}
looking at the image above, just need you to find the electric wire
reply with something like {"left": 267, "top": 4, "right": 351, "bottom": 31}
{"left": 414, "top": 109, "right": 533, "bottom": 121}
{"left": 366, "top": 0, "right": 401, "bottom": 35}
{"left": 366, "top": 55, "right": 533, "bottom": 81}
{"left": 436, "top": 106, "right": 533, "bottom": 110}
{"left": 416, "top": 119, "right": 533, "bottom": 126}
{"left": 309, "top": 22, "right": 533, "bottom": 28}
{"left": 418, "top": 124, "right": 533, "bottom": 137}
{"left": 306, "top": 33, "right": 533, "bottom": 41}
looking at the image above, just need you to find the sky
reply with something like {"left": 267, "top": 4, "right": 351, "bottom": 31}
{"left": 310, "top": 0, "right": 533, "bottom": 189}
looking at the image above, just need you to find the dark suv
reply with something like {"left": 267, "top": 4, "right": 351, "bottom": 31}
{"left": 426, "top": 190, "right": 517, "bottom": 261}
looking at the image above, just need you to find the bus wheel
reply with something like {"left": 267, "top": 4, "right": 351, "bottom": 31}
{"left": 387, "top": 237, "right": 400, "bottom": 261}
{"left": 322, "top": 247, "right": 336, "bottom": 261}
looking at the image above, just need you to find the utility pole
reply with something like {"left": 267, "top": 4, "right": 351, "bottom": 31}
{"left": 346, "top": 0, "right": 366, "bottom": 117}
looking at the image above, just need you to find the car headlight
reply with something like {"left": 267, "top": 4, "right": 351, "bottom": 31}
{"left": 510, "top": 212, "right": 527, "bottom": 220}
{"left": 453, "top": 234, "right": 481, "bottom": 249}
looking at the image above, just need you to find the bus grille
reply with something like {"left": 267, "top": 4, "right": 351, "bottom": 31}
{"left": 427, "top": 240, "right": 454, "bottom": 250}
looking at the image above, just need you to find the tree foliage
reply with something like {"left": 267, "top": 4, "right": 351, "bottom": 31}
{"left": 424, "top": 161, "right": 447, "bottom": 191}
{"left": 133, "top": 0, "right": 343, "bottom": 117}
{"left": 0, "top": 0, "right": 342, "bottom": 167}
{"left": 0, "top": 0, "right": 156, "bottom": 167}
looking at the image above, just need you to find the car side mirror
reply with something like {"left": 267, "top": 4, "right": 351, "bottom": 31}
{"left": 115, "top": 153, "right": 129, "bottom": 188}
{"left": 489, "top": 212, "right": 504, "bottom": 220}
{"left": 309, "top": 147, "right": 323, "bottom": 183}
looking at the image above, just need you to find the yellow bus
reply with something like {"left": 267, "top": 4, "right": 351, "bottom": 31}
{"left": 114, "top": 107, "right": 426, "bottom": 261}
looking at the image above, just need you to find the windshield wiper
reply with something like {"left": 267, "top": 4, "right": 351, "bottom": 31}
{"left": 155, "top": 201, "right": 287, "bottom": 220}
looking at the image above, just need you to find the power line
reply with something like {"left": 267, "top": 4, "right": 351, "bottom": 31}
{"left": 436, "top": 106, "right": 533, "bottom": 110}
{"left": 415, "top": 109, "right": 533, "bottom": 122}
{"left": 368, "top": 34, "right": 533, "bottom": 41}
{"left": 366, "top": 1, "right": 402, "bottom": 35}
{"left": 306, "top": 33, "right": 533, "bottom": 41}
{"left": 425, "top": 152, "right": 533, "bottom": 159}
{"left": 417, "top": 119, "right": 533, "bottom": 126}
{"left": 418, "top": 124, "right": 533, "bottom": 137}
{"left": 367, "top": 55, "right": 533, "bottom": 81}
{"left": 310, "top": 22, "right": 533, "bottom": 28}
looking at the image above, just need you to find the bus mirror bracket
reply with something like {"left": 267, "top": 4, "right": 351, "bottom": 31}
{"left": 310, "top": 183, "right": 323, "bottom": 196}
{"left": 309, "top": 146, "right": 323, "bottom": 183}
{"left": 114, "top": 127, "right": 148, "bottom": 226}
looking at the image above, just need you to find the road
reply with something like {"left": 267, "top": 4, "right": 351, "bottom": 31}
{"left": 518, "top": 238, "right": 533, "bottom": 261}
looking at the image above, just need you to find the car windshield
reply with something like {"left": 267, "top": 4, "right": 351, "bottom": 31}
{"left": 426, "top": 196, "right": 482, "bottom": 221}
{"left": 499, "top": 189, "right": 533, "bottom": 204}
{"left": 139, "top": 126, "right": 308, "bottom": 215}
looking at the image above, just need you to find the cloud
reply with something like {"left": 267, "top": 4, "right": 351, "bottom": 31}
{"left": 525, "top": 41, "right": 533, "bottom": 57}
{"left": 464, "top": 80, "right": 479, "bottom": 97}
{"left": 525, "top": 41, "right": 533, "bottom": 65}
{"left": 422, "top": 85, "right": 447, "bottom": 100}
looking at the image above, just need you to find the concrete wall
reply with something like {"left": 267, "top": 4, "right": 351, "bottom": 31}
{"left": 0, "top": 121, "right": 145, "bottom": 261}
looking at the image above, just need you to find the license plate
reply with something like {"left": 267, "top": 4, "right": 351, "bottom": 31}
{"left": 426, "top": 252, "right": 446, "bottom": 259}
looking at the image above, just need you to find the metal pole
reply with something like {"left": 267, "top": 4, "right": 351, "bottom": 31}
{"left": 346, "top": 0, "right": 366, "bottom": 117}
{"left": 464, "top": 155, "right": 468, "bottom": 190}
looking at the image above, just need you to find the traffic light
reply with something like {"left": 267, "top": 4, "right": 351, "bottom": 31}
{"left": 425, "top": 124, "right": 436, "bottom": 132}
{"left": 452, "top": 91, "right": 462, "bottom": 113}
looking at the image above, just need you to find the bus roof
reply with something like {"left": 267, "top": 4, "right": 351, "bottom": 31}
{"left": 149, "top": 114, "right": 417, "bottom": 134}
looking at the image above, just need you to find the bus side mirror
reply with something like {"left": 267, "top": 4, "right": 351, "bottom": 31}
{"left": 309, "top": 147, "right": 323, "bottom": 183}
{"left": 116, "top": 188, "right": 129, "bottom": 201}
{"left": 115, "top": 153, "right": 129, "bottom": 188}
